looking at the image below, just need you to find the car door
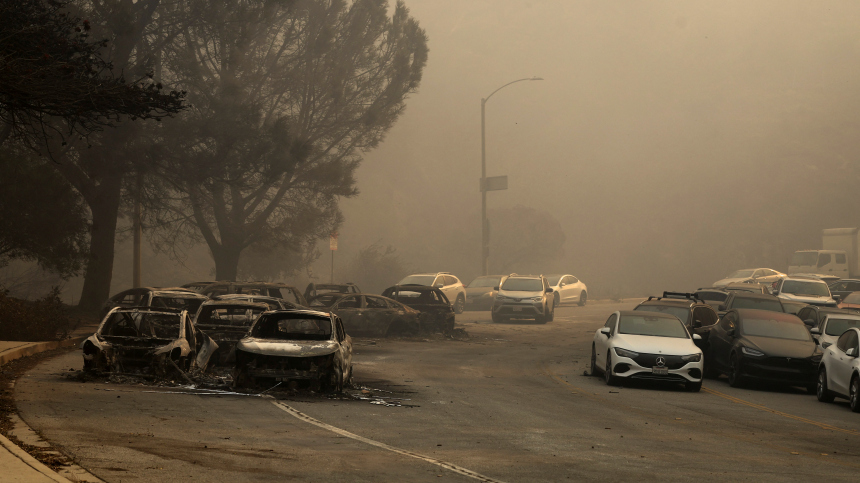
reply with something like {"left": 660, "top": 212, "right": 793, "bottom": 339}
{"left": 441, "top": 276, "right": 458, "bottom": 304}
{"left": 559, "top": 276, "right": 574, "bottom": 302}
{"left": 595, "top": 313, "right": 617, "bottom": 369}
{"left": 691, "top": 306, "right": 717, "bottom": 338}
{"left": 363, "top": 296, "right": 395, "bottom": 335}
{"left": 334, "top": 316, "right": 352, "bottom": 381}
{"left": 830, "top": 330, "right": 858, "bottom": 395}
{"left": 709, "top": 311, "right": 737, "bottom": 371}
{"left": 331, "top": 295, "right": 363, "bottom": 334}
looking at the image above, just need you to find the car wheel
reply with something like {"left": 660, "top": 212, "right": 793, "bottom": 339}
{"left": 453, "top": 295, "right": 465, "bottom": 314}
{"left": 850, "top": 376, "right": 860, "bottom": 413}
{"left": 685, "top": 380, "right": 702, "bottom": 392}
{"left": 728, "top": 353, "right": 745, "bottom": 388}
{"left": 604, "top": 353, "right": 618, "bottom": 386}
{"left": 590, "top": 345, "right": 600, "bottom": 376}
{"left": 553, "top": 293, "right": 560, "bottom": 308}
{"left": 578, "top": 292, "right": 587, "bottom": 307}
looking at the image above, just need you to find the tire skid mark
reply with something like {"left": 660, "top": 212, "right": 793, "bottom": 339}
{"left": 271, "top": 401, "right": 505, "bottom": 483}
{"left": 702, "top": 387, "right": 860, "bottom": 436}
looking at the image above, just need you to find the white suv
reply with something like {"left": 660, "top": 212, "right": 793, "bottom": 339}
{"left": 491, "top": 274, "right": 555, "bottom": 323}
{"left": 397, "top": 273, "right": 467, "bottom": 314}
{"left": 773, "top": 275, "right": 840, "bottom": 307}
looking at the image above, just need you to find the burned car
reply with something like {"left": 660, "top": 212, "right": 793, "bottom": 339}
{"left": 381, "top": 285, "right": 455, "bottom": 333}
{"left": 233, "top": 309, "right": 352, "bottom": 392}
{"left": 193, "top": 300, "right": 269, "bottom": 364}
{"left": 81, "top": 308, "right": 218, "bottom": 376}
{"left": 101, "top": 288, "right": 209, "bottom": 318}
{"left": 213, "top": 294, "right": 302, "bottom": 310}
{"left": 198, "top": 282, "right": 307, "bottom": 306}
{"left": 304, "top": 282, "right": 360, "bottom": 306}
{"left": 319, "top": 294, "right": 422, "bottom": 337}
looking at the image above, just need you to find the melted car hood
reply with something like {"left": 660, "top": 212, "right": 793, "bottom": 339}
{"left": 612, "top": 334, "right": 700, "bottom": 355}
{"left": 236, "top": 337, "right": 339, "bottom": 357}
{"left": 743, "top": 335, "right": 816, "bottom": 358}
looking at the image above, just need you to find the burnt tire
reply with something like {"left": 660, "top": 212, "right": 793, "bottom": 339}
{"left": 578, "top": 292, "right": 587, "bottom": 307}
{"left": 453, "top": 295, "right": 465, "bottom": 314}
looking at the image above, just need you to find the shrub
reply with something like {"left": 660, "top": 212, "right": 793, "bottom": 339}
{"left": 0, "top": 287, "right": 73, "bottom": 341}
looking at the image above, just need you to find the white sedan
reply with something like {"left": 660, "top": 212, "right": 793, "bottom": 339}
{"left": 590, "top": 310, "right": 704, "bottom": 392}
{"left": 545, "top": 274, "right": 587, "bottom": 307}
{"left": 810, "top": 313, "right": 860, "bottom": 349}
{"left": 816, "top": 327, "right": 860, "bottom": 412}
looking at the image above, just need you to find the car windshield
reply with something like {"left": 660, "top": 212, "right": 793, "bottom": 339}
{"left": 791, "top": 252, "right": 819, "bottom": 266}
{"left": 732, "top": 297, "right": 784, "bottom": 312}
{"left": 501, "top": 278, "right": 543, "bottom": 292}
{"left": 633, "top": 305, "right": 690, "bottom": 324}
{"left": 399, "top": 275, "right": 436, "bottom": 286}
{"left": 782, "top": 280, "right": 830, "bottom": 297}
{"left": 545, "top": 275, "right": 562, "bottom": 285}
{"left": 100, "top": 312, "right": 181, "bottom": 339}
{"left": 196, "top": 306, "right": 264, "bottom": 327}
{"left": 741, "top": 318, "right": 810, "bottom": 341}
{"left": 618, "top": 315, "right": 688, "bottom": 338}
{"left": 468, "top": 276, "right": 501, "bottom": 288}
{"left": 824, "top": 318, "right": 860, "bottom": 337}
{"left": 151, "top": 295, "right": 205, "bottom": 313}
{"left": 727, "top": 270, "right": 755, "bottom": 278}
{"left": 251, "top": 314, "right": 332, "bottom": 341}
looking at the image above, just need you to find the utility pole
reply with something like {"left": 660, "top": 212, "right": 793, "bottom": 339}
{"left": 132, "top": 173, "right": 142, "bottom": 288}
{"left": 329, "top": 232, "right": 338, "bottom": 283}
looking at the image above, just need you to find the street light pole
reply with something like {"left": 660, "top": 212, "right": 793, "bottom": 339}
{"left": 480, "top": 77, "right": 543, "bottom": 276}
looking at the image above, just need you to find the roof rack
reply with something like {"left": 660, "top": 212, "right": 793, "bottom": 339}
{"left": 646, "top": 292, "right": 701, "bottom": 302}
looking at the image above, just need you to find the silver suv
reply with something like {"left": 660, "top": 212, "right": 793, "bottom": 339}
{"left": 491, "top": 274, "right": 555, "bottom": 323}
{"left": 773, "top": 275, "right": 839, "bottom": 307}
{"left": 397, "top": 272, "right": 467, "bottom": 314}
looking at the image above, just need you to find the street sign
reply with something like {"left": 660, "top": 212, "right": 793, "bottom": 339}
{"left": 330, "top": 232, "right": 338, "bottom": 251}
{"left": 480, "top": 175, "right": 508, "bottom": 192}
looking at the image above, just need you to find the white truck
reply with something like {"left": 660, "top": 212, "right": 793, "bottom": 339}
{"left": 788, "top": 228, "right": 860, "bottom": 279}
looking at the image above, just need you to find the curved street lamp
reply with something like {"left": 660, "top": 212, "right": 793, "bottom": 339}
{"left": 481, "top": 77, "right": 543, "bottom": 276}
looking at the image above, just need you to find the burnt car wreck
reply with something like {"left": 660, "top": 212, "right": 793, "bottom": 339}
{"left": 193, "top": 300, "right": 269, "bottom": 365}
{"left": 233, "top": 309, "right": 353, "bottom": 392}
{"left": 81, "top": 308, "right": 218, "bottom": 377}
{"left": 382, "top": 285, "right": 456, "bottom": 334}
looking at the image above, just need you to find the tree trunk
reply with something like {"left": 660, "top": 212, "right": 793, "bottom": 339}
{"left": 212, "top": 244, "right": 242, "bottom": 281}
{"left": 77, "top": 180, "right": 122, "bottom": 311}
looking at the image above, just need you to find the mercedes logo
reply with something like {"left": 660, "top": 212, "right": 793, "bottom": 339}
{"left": 656, "top": 357, "right": 666, "bottom": 367}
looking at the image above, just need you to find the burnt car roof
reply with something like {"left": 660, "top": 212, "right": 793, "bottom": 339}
{"left": 259, "top": 308, "right": 332, "bottom": 318}
{"left": 199, "top": 300, "right": 269, "bottom": 308}
{"left": 151, "top": 290, "right": 208, "bottom": 298}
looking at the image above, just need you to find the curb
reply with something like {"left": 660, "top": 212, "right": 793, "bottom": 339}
{"left": 0, "top": 337, "right": 86, "bottom": 367}
{"left": 0, "top": 432, "right": 70, "bottom": 482}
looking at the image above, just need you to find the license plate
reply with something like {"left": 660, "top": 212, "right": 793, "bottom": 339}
{"left": 652, "top": 367, "right": 668, "bottom": 375}
{"left": 513, "top": 306, "right": 523, "bottom": 312}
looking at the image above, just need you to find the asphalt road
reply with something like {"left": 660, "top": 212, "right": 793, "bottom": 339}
{"left": 14, "top": 301, "right": 860, "bottom": 482}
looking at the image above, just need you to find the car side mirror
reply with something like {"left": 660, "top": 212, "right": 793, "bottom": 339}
{"left": 847, "top": 347, "right": 858, "bottom": 357}
{"left": 718, "top": 304, "right": 726, "bottom": 311}
{"left": 726, "top": 328, "right": 735, "bottom": 337}
{"left": 692, "top": 320, "right": 702, "bottom": 328}
{"left": 805, "top": 321, "right": 817, "bottom": 329}
{"left": 493, "top": 286, "right": 500, "bottom": 291}
{"left": 692, "top": 334, "right": 702, "bottom": 340}
{"left": 599, "top": 327, "right": 611, "bottom": 336}
{"left": 545, "top": 288, "right": 553, "bottom": 293}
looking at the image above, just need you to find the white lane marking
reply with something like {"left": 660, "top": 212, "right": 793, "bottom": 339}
{"left": 271, "top": 401, "right": 505, "bottom": 483}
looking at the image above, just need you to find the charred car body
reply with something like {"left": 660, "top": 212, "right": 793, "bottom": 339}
{"left": 304, "top": 283, "right": 360, "bottom": 306}
{"left": 322, "top": 294, "right": 422, "bottom": 337}
{"left": 82, "top": 308, "right": 218, "bottom": 376}
{"left": 234, "top": 309, "right": 352, "bottom": 392}
{"left": 197, "top": 282, "right": 307, "bottom": 306}
{"left": 193, "top": 301, "right": 269, "bottom": 365}
{"left": 101, "top": 288, "right": 209, "bottom": 318}
{"left": 213, "top": 294, "right": 301, "bottom": 310}
{"left": 381, "top": 285, "right": 455, "bottom": 333}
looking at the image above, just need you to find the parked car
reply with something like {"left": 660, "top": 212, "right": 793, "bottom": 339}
{"left": 181, "top": 281, "right": 218, "bottom": 292}
{"left": 717, "top": 292, "right": 785, "bottom": 316}
{"left": 633, "top": 292, "right": 717, "bottom": 341}
{"left": 381, "top": 285, "right": 455, "bottom": 334}
{"left": 815, "top": 327, "right": 860, "bottom": 412}
{"left": 192, "top": 300, "right": 269, "bottom": 365}
{"left": 82, "top": 307, "right": 218, "bottom": 375}
{"left": 304, "top": 283, "right": 360, "bottom": 305}
{"left": 212, "top": 294, "right": 299, "bottom": 310}
{"left": 694, "top": 288, "right": 729, "bottom": 311}
{"left": 773, "top": 275, "right": 839, "bottom": 307}
{"left": 198, "top": 282, "right": 306, "bottom": 306}
{"left": 724, "top": 282, "right": 770, "bottom": 294}
{"left": 713, "top": 268, "right": 785, "bottom": 287}
{"left": 397, "top": 273, "right": 467, "bottom": 314}
{"left": 810, "top": 313, "right": 860, "bottom": 349}
{"left": 545, "top": 274, "right": 588, "bottom": 307}
{"left": 704, "top": 308, "right": 820, "bottom": 391}
{"left": 464, "top": 275, "right": 506, "bottom": 310}
{"left": 233, "top": 309, "right": 352, "bottom": 393}
{"left": 796, "top": 305, "right": 859, "bottom": 329}
{"left": 325, "top": 294, "right": 421, "bottom": 337}
{"left": 830, "top": 279, "right": 860, "bottom": 301}
{"left": 590, "top": 310, "right": 704, "bottom": 392}
{"left": 101, "top": 288, "right": 209, "bottom": 318}
{"left": 491, "top": 274, "right": 555, "bottom": 324}
{"left": 792, "top": 273, "right": 841, "bottom": 285}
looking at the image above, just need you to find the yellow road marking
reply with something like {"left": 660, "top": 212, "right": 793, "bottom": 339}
{"left": 701, "top": 387, "right": 859, "bottom": 436}
{"left": 271, "top": 401, "right": 505, "bottom": 483}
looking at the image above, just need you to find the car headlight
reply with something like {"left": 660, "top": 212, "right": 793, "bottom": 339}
{"left": 614, "top": 347, "right": 639, "bottom": 358}
{"left": 741, "top": 346, "right": 765, "bottom": 357}
{"left": 531, "top": 296, "right": 543, "bottom": 302}
{"left": 495, "top": 295, "right": 510, "bottom": 301}
{"left": 681, "top": 353, "right": 702, "bottom": 362}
